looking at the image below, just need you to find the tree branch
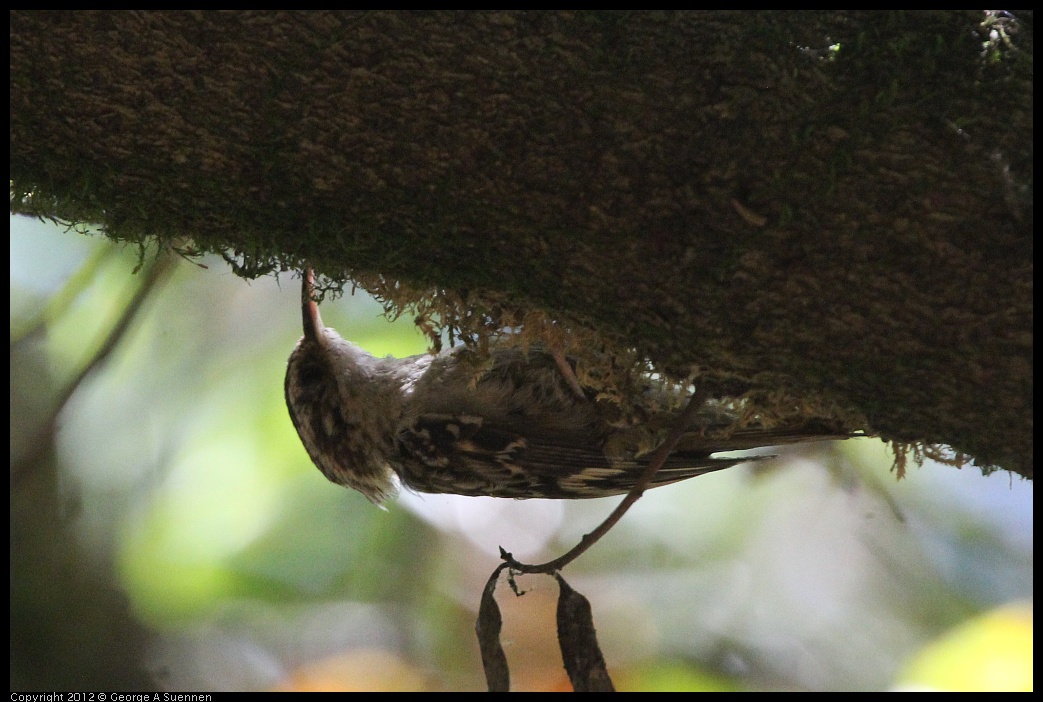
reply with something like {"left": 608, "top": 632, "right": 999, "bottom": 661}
{"left": 10, "top": 11, "right": 1032, "bottom": 477}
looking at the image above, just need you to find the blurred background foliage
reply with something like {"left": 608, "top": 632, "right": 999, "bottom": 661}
{"left": 10, "top": 215, "right": 1032, "bottom": 691}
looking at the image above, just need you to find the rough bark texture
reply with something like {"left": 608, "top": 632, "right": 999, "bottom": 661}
{"left": 10, "top": 11, "right": 1032, "bottom": 477}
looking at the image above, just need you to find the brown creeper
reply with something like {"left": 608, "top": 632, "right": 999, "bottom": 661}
{"left": 285, "top": 270, "right": 852, "bottom": 503}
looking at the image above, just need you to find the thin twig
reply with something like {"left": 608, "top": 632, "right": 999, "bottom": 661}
{"left": 11, "top": 252, "right": 179, "bottom": 483}
{"left": 551, "top": 348, "right": 588, "bottom": 401}
{"left": 502, "top": 384, "right": 710, "bottom": 574}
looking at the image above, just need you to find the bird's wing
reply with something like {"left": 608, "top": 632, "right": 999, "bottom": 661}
{"left": 394, "top": 413, "right": 775, "bottom": 499}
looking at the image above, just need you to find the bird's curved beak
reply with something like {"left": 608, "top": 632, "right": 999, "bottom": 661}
{"left": 302, "top": 268, "right": 325, "bottom": 343}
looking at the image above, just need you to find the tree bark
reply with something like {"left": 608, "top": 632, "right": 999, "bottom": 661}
{"left": 10, "top": 11, "right": 1032, "bottom": 477}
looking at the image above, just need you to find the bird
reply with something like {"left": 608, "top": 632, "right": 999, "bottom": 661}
{"left": 285, "top": 269, "right": 853, "bottom": 504}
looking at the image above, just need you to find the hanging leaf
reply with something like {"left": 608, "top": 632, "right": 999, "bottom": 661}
{"left": 555, "top": 573, "right": 615, "bottom": 692}
{"left": 476, "top": 565, "right": 510, "bottom": 692}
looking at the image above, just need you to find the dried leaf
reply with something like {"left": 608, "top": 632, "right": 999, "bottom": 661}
{"left": 555, "top": 574, "right": 615, "bottom": 692}
{"left": 476, "top": 566, "right": 510, "bottom": 692}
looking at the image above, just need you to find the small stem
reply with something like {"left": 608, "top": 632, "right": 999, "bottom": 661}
{"left": 552, "top": 348, "right": 588, "bottom": 401}
{"left": 12, "top": 252, "right": 178, "bottom": 483}
{"left": 502, "top": 384, "right": 709, "bottom": 575}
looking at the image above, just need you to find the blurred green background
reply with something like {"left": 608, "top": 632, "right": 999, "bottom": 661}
{"left": 10, "top": 215, "right": 1032, "bottom": 691}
